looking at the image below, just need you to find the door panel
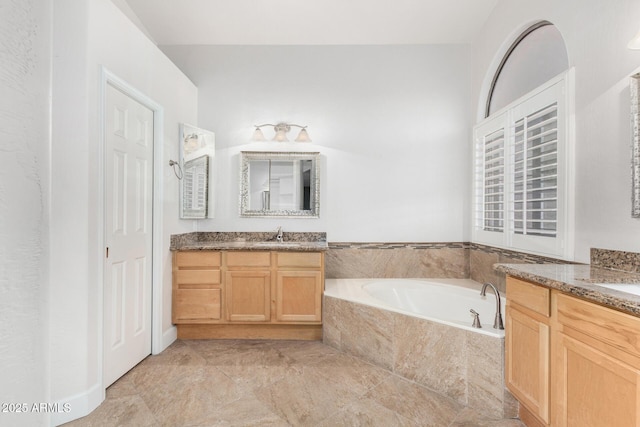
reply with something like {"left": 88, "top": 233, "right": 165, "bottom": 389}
{"left": 505, "top": 304, "right": 550, "bottom": 424}
{"left": 226, "top": 271, "right": 271, "bottom": 322}
{"left": 104, "top": 84, "right": 153, "bottom": 387}
{"left": 276, "top": 271, "right": 322, "bottom": 322}
{"left": 555, "top": 332, "right": 639, "bottom": 427}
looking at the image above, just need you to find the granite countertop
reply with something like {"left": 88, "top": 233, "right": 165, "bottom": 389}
{"left": 170, "top": 231, "right": 328, "bottom": 252}
{"left": 495, "top": 263, "right": 640, "bottom": 317}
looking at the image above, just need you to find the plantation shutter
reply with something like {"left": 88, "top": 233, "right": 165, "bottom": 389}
{"left": 483, "top": 129, "right": 505, "bottom": 233}
{"left": 512, "top": 103, "right": 558, "bottom": 237}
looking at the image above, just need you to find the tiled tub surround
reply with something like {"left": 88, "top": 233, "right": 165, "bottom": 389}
{"left": 323, "top": 278, "right": 518, "bottom": 419}
{"left": 326, "top": 242, "right": 568, "bottom": 292}
{"left": 326, "top": 242, "right": 470, "bottom": 279}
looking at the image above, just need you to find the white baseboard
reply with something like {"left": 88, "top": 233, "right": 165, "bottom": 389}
{"left": 154, "top": 325, "right": 177, "bottom": 355}
{"left": 50, "top": 327, "right": 176, "bottom": 425}
{"left": 50, "top": 382, "right": 103, "bottom": 426}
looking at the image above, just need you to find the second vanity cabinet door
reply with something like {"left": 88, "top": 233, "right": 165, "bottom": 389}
{"left": 552, "top": 292, "right": 640, "bottom": 427}
{"left": 225, "top": 270, "right": 271, "bottom": 322}
{"left": 506, "top": 304, "right": 550, "bottom": 425}
{"left": 553, "top": 331, "right": 640, "bottom": 427}
{"left": 505, "top": 276, "right": 551, "bottom": 425}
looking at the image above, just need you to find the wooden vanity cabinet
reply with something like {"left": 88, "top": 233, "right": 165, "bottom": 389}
{"left": 505, "top": 276, "right": 551, "bottom": 426}
{"left": 506, "top": 275, "right": 640, "bottom": 427}
{"left": 173, "top": 249, "right": 324, "bottom": 340}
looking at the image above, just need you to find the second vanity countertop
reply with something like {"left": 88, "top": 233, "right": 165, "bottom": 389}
{"left": 495, "top": 263, "right": 640, "bottom": 317}
{"left": 170, "top": 231, "right": 328, "bottom": 252}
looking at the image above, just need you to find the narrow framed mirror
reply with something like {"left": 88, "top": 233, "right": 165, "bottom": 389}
{"left": 240, "top": 151, "right": 320, "bottom": 217}
{"left": 179, "top": 124, "right": 215, "bottom": 219}
{"left": 182, "top": 155, "right": 209, "bottom": 218}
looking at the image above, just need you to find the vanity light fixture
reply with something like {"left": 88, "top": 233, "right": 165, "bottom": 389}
{"left": 251, "top": 123, "right": 311, "bottom": 142}
{"left": 629, "top": 29, "right": 640, "bottom": 49}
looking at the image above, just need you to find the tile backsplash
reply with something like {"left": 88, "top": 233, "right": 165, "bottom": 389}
{"left": 591, "top": 248, "right": 640, "bottom": 273}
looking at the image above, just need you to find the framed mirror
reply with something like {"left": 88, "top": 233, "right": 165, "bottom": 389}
{"left": 631, "top": 74, "right": 640, "bottom": 218}
{"left": 179, "top": 124, "right": 215, "bottom": 219}
{"left": 240, "top": 151, "right": 320, "bottom": 217}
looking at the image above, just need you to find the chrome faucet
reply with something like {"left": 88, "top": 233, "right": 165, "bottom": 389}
{"left": 275, "top": 226, "right": 283, "bottom": 242}
{"left": 480, "top": 282, "right": 504, "bottom": 330}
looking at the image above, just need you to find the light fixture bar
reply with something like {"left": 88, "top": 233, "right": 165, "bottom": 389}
{"left": 251, "top": 122, "right": 312, "bottom": 142}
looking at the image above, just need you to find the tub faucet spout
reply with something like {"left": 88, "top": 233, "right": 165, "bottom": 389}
{"left": 480, "top": 282, "right": 504, "bottom": 330}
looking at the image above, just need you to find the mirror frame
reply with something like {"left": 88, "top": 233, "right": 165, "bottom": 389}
{"left": 240, "top": 151, "right": 320, "bottom": 218}
{"left": 631, "top": 73, "right": 640, "bottom": 218}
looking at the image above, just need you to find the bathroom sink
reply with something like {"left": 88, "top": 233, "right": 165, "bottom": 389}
{"left": 595, "top": 283, "right": 640, "bottom": 297}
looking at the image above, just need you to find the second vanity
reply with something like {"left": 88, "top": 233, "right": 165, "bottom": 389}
{"left": 171, "top": 232, "right": 327, "bottom": 340}
{"left": 496, "top": 252, "right": 640, "bottom": 427}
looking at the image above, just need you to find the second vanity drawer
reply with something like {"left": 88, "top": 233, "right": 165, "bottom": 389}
{"left": 556, "top": 292, "right": 640, "bottom": 357}
{"left": 176, "top": 270, "right": 221, "bottom": 285}
{"left": 507, "top": 276, "right": 550, "bottom": 317}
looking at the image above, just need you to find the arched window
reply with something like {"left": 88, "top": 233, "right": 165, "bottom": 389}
{"left": 473, "top": 22, "right": 573, "bottom": 259}
{"left": 486, "top": 22, "right": 569, "bottom": 117}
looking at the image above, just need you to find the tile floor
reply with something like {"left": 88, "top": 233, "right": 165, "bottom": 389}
{"left": 63, "top": 340, "right": 525, "bottom": 427}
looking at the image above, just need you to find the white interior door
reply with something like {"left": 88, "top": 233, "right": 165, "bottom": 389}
{"left": 104, "top": 83, "right": 153, "bottom": 387}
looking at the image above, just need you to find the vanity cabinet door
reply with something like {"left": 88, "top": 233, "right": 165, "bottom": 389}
{"left": 225, "top": 270, "right": 271, "bottom": 322}
{"left": 552, "top": 292, "right": 640, "bottom": 427}
{"left": 505, "top": 276, "right": 551, "bottom": 426}
{"left": 506, "top": 304, "right": 550, "bottom": 425}
{"left": 276, "top": 271, "right": 322, "bottom": 322}
{"left": 553, "top": 331, "right": 640, "bottom": 427}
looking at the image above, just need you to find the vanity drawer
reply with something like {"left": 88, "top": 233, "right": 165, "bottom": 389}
{"left": 507, "top": 276, "right": 550, "bottom": 317}
{"left": 276, "top": 252, "right": 323, "bottom": 268}
{"left": 175, "top": 251, "right": 221, "bottom": 268}
{"left": 226, "top": 251, "right": 271, "bottom": 267}
{"left": 556, "top": 292, "right": 640, "bottom": 357}
{"left": 176, "top": 269, "right": 221, "bottom": 285}
{"left": 174, "top": 288, "right": 221, "bottom": 321}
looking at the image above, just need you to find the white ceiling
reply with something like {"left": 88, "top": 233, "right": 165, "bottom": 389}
{"left": 117, "top": 0, "right": 498, "bottom": 45}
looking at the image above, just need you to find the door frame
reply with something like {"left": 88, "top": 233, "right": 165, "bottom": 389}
{"left": 98, "top": 67, "right": 165, "bottom": 390}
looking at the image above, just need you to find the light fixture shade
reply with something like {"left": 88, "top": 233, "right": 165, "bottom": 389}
{"left": 630, "top": 29, "right": 640, "bottom": 49}
{"left": 251, "top": 127, "right": 267, "bottom": 141}
{"left": 294, "top": 128, "right": 312, "bottom": 142}
{"left": 273, "top": 129, "right": 289, "bottom": 142}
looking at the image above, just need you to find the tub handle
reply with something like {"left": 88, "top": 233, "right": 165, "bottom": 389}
{"left": 470, "top": 309, "right": 482, "bottom": 328}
